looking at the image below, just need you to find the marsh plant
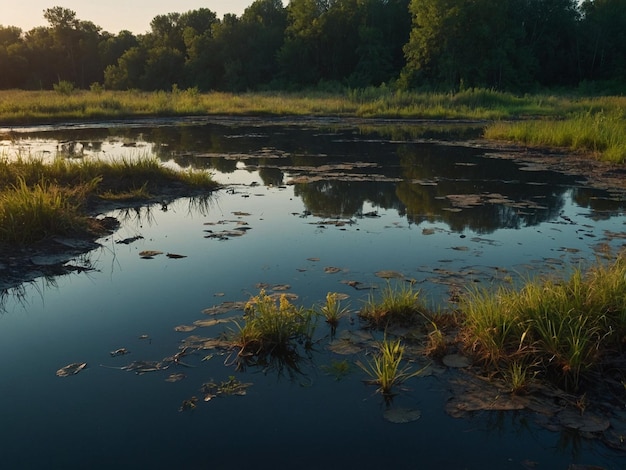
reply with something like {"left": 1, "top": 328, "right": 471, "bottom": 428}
{"left": 233, "top": 290, "right": 317, "bottom": 358}
{"left": 359, "top": 281, "right": 429, "bottom": 327}
{"left": 357, "top": 336, "right": 425, "bottom": 399}
{"left": 460, "top": 255, "right": 626, "bottom": 391}
{"left": 318, "top": 292, "right": 350, "bottom": 329}
{"left": 0, "top": 156, "right": 216, "bottom": 245}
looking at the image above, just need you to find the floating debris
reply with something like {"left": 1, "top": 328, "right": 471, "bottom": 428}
{"left": 107, "top": 361, "right": 168, "bottom": 375}
{"left": 324, "top": 266, "right": 342, "bottom": 274}
{"left": 307, "top": 257, "right": 320, "bottom": 262}
{"left": 174, "top": 325, "right": 197, "bottom": 333}
{"left": 383, "top": 407, "right": 422, "bottom": 424}
{"left": 442, "top": 354, "right": 470, "bottom": 368}
{"left": 56, "top": 362, "right": 87, "bottom": 377}
{"left": 116, "top": 235, "right": 143, "bottom": 245}
{"left": 179, "top": 396, "right": 198, "bottom": 412}
{"left": 375, "top": 270, "right": 404, "bottom": 279}
{"left": 201, "top": 376, "right": 253, "bottom": 401}
{"left": 110, "top": 348, "right": 130, "bottom": 357}
{"left": 166, "top": 253, "right": 187, "bottom": 259}
{"left": 193, "top": 317, "right": 239, "bottom": 328}
{"left": 165, "top": 373, "right": 186, "bottom": 383}
{"left": 202, "top": 301, "right": 247, "bottom": 315}
{"left": 139, "top": 250, "right": 163, "bottom": 258}
{"left": 138, "top": 334, "right": 150, "bottom": 340}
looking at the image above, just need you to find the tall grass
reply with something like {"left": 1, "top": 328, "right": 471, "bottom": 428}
{"left": 3, "top": 88, "right": 625, "bottom": 125}
{"left": 0, "top": 155, "right": 217, "bottom": 245}
{"left": 460, "top": 255, "right": 626, "bottom": 391}
{"left": 485, "top": 108, "right": 626, "bottom": 163}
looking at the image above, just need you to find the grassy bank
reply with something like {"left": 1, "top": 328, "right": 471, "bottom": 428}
{"left": 0, "top": 87, "right": 620, "bottom": 123}
{"left": 0, "top": 156, "right": 217, "bottom": 245}
{"left": 2, "top": 88, "right": 625, "bottom": 162}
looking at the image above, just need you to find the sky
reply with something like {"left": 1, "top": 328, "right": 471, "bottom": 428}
{"left": 0, "top": 1, "right": 258, "bottom": 34}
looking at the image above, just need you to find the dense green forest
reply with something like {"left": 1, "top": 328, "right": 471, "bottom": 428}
{"left": 0, "top": 0, "right": 624, "bottom": 93}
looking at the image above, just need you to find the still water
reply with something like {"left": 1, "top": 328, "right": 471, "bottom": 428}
{"left": 1, "top": 118, "right": 625, "bottom": 469}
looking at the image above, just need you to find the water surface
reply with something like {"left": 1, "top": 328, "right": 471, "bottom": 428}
{"left": 1, "top": 118, "right": 625, "bottom": 469}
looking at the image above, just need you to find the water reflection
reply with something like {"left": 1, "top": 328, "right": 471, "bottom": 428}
{"left": 4, "top": 119, "right": 624, "bottom": 236}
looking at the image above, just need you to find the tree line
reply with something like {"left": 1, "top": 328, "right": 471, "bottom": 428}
{"left": 0, "top": 0, "right": 624, "bottom": 93}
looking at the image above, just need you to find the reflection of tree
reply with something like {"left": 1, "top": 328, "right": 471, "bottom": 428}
{"left": 395, "top": 144, "right": 569, "bottom": 233}
{"left": 21, "top": 121, "right": 621, "bottom": 234}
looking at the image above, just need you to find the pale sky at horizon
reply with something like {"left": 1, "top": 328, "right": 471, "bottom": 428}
{"left": 0, "top": 1, "right": 259, "bottom": 34}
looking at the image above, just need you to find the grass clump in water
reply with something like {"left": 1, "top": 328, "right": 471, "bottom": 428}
{"left": 317, "top": 292, "right": 350, "bottom": 330}
{"left": 233, "top": 290, "right": 317, "bottom": 359}
{"left": 359, "top": 281, "right": 430, "bottom": 328}
{"left": 357, "top": 336, "right": 425, "bottom": 399}
{"left": 459, "top": 255, "right": 626, "bottom": 392}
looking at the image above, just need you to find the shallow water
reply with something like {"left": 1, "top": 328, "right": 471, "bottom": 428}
{"left": 1, "top": 118, "right": 625, "bottom": 469}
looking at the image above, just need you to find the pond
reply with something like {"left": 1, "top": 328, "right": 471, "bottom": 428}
{"left": 1, "top": 117, "right": 626, "bottom": 469}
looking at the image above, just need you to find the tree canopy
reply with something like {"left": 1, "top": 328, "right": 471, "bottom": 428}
{"left": 0, "top": 1, "right": 623, "bottom": 93}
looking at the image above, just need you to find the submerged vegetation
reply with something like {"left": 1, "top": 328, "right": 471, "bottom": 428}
{"left": 0, "top": 156, "right": 216, "bottom": 245}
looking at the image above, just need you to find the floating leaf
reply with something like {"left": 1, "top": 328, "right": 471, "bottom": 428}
{"left": 324, "top": 266, "right": 342, "bottom": 274}
{"left": 193, "top": 317, "right": 239, "bottom": 328}
{"left": 383, "top": 407, "right": 422, "bottom": 424}
{"left": 201, "top": 377, "right": 253, "bottom": 401}
{"left": 202, "top": 301, "right": 246, "bottom": 315}
{"left": 139, "top": 250, "right": 163, "bottom": 258}
{"left": 120, "top": 361, "right": 167, "bottom": 374}
{"left": 307, "top": 257, "right": 320, "bottom": 262}
{"left": 375, "top": 270, "right": 404, "bottom": 279}
{"left": 174, "top": 325, "right": 196, "bottom": 332}
{"left": 56, "top": 362, "right": 87, "bottom": 377}
{"left": 557, "top": 409, "right": 610, "bottom": 433}
{"left": 165, "top": 373, "right": 186, "bottom": 383}
{"left": 179, "top": 396, "right": 198, "bottom": 412}
{"left": 442, "top": 354, "right": 470, "bottom": 368}
{"left": 110, "top": 348, "right": 130, "bottom": 357}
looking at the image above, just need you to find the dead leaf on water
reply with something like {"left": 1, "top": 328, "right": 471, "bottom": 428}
{"left": 165, "top": 373, "right": 186, "bottom": 383}
{"left": 139, "top": 250, "right": 163, "bottom": 258}
{"left": 375, "top": 270, "right": 404, "bottom": 279}
{"left": 174, "top": 325, "right": 197, "bottom": 332}
{"left": 557, "top": 409, "right": 610, "bottom": 433}
{"left": 193, "top": 317, "right": 240, "bottom": 328}
{"left": 383, "top": 407, "right": 422, "bottom": 424}
{"left": 202, "top": 301, "right": 247, "bottom": 315}
{"left": 324, "top": 266, "right": 342, "bottom": 274}
{"left": 442, "top": 354, "right": 471, "bottom": 368}
{"left": 56, "top": 362, "right": 87, "bottom": 377}
{"left": 201, "top": 377, "right": 252, "bottom": 401}
{"left": 110, "top": 348, "right": 130, "bottom": 357}
{"left": 307, "top": 257, "right": 320, "bottom": 262}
